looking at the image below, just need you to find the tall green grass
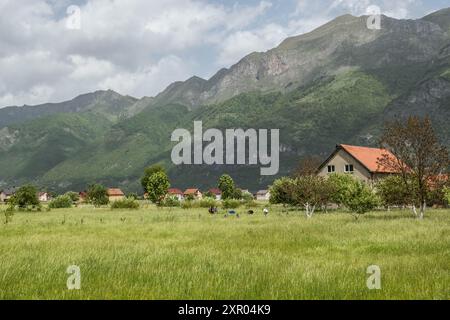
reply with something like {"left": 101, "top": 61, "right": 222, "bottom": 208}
{"left": 0, "top": 204, "right": 448, "bottom": 300}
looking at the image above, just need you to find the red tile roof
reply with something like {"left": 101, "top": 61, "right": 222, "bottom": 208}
{"left": 168, "top": 188, "right": 183, "bottom": 195}
{"left": 107, "top": 188, "right": 124, "bottom": 197}
{"left": 184, "top": 188, "right": 200, "bottom": 195}
{"left": 340, "top": 144, "right": 400, "bottom": 174}
{"left": 209, "top": 188, "right": 221, "bottom": 195}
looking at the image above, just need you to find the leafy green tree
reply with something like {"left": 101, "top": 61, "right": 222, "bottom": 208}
{"left": 444, "top": 187, "right": 450, "bottom": 206}
{"left": 87, "top": 184, "right": 109, "bottom": 207}
{"left": 141, "top": 164, "right": 165, "bottom": 193}
{"left": 218, "top": 174, "right": 235, "bottom": 200}
{"left": 269, "top": 177, "right": 297, "bottom": 205}
{"left": 232, "top": 188, "right": 243, "bottom": 200}
{"left": 203, "top": 191, "right": 215, "bottom": 199}
{"left": 9, "top": 185, "right": 40, "bottom": 210}
{"left": 343, "top": 181, "right": 380, "bottom": 218}
{"left": 327, "top": 173, "right": 357, "bottom": 206}
{"left": 291, "top": 176, "right": 334, "bottom": 218}
{"left": 376, "top": 175, "right": 414, "bottom": 208}
{"left": 49, "top": 195, "right": 73, "bottom": 209}
{"left": 147, "top": 171, "right": 170, "bottom": 205}
{"left": 64, "top": 191, "right": 80, "bottom": 203}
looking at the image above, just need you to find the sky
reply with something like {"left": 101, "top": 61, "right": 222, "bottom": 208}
{"left": 0, "top": 0, "right": 448, "bottom": 107}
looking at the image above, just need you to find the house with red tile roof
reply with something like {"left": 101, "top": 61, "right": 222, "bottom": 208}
{"left": 208, "top": 188, "right": 222, "bottom": 200}
{"left": 184, "top": 188, "right": 202, "bottom": 200}
{"left": 168, "top": 188, "right": 184, "bottom": 201}
{"left": 318, "top": 144, "right": 402, "bottom": 183}
{"left": 107, "top": 188, "right": 125, "bottom": 202}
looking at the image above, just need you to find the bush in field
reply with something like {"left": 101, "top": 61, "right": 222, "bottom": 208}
{"left": 343, "top": 181, "right": 380, "bottom": 218}
{"left": 269, "top": 177, "right": 296, "bottom": 205}
{"left": 110, "top": 198, "right": 140, "bottom": 210}
{"left": 49, "top": 195, "right": 73, "bottom": 209}
{"left": 232, "top": 188, "right": 243, "bottom": 200}
{"left": 8, "top": 185, "right": 41, "bottom": 211}
{"left": 222, "top": 199, "right": 241, "bottom": 209}
{"left": 181, "top": 200, "right": 193, "bottom": 209}
{"left": 199, "top": 197, "right": 217, "bottom": 208}
{"left": 162, "top": 196, "right": 181, "bottom": 208}
{"left": 327, "top": 173, "right": 357, "bottom": 206}
{"left": 444, "top": 187, "right": 450, "bottom": 206}
{"left": 87, "top": 184, "right": 109, "bottom": 207}
{"left": 376, "top": 175, "right": 414, "bottom": 208}
{"left": 64, "top": 191, "right": 80, "bottom": 203}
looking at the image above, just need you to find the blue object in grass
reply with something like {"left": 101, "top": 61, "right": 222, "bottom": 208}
{"left": 228, "top": 210, "right": 236, "bottom": 215}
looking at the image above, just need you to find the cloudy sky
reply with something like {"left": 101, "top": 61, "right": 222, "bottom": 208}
{"left": 0, "top": 0, "right": 448, "bottom": 107}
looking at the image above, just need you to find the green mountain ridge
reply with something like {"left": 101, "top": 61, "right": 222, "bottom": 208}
{"left": 1, "top": 8, "right": 449, "bottom": 192}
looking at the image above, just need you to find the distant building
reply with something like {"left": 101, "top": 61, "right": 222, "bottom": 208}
{"left": 107, "top": 188, "right": 125, "bottom": 202}
{"left": 256, "top": 190, "right": 270, "bottom": 201}
{"left": 184, "top": 188, "right": 202, "bottom": 200}
{"left": 79, "top": 191, "right": 88, "bottom": 203}
{"left": 168, "top": 188, "right": 184, "bottom": 201}
{"left": 208, "top": 188, "right": 222, "bottom": 200}
{"left": 38, "top": 192, "right": 51, "bottom": 202}
{"left": 317, "top": 144, "right": 401, "bottom": 184}
{"left": 0, "top": 188, "right": 17, "bottom": 203}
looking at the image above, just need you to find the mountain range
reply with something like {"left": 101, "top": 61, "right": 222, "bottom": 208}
{"left": 1, "top": 8, "right": 449, "bottom": 193}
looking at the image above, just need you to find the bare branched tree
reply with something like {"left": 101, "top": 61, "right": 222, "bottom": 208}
{"left": 378, "top": 116, "right": 449, "bottom": 219}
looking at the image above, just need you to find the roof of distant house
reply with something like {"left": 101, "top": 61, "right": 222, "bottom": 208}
{"left": 168, "top": 188, "right": 183, "bottom": 195}
{"left": 184, "top": 188, "right": 200, "bottom": 195}
{"left": 256, "top": 190, "right": 269, "bottom": 195}
{"left": 319, "top": 144, "right": 402, "bottom": 174}
{"left": 209, "top": 188, "right": 221, "bottom": 195}
{"left": 107, "top": 188, "right": 125, "bottom": 196}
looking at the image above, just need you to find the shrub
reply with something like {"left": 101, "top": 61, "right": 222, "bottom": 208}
{"left": 110, "top": 198, "right": 140, "bottom": 210}
{"left": 199, "top": 197, "right": 217, "bottom": 208}
{"left": 222, "top": 199, "right": 241, "bottom": 209}
{"left": 181, "top": 200, "right": 193, "bottom": 209}
{"left": 162, "top": 196, "right": 181, "bottom": 207}
{"left": 327, "top": 173, "right": 357, "bottom": 206}
{"left": 49, "top": 195, "right": 73, "bottom": 209}
{"left": 64, "top": 191, "right": 80, "bottom": 203}
{"left": 343, "top": 181, "right": 380, "bottom": 218}
{"left": 444, "top": 187, "right": 450, "bottom": 206}
{"left": 269, "top": 177, "right": 296, "bottom": 205}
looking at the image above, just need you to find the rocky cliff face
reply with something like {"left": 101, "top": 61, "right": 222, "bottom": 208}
{"left": 151, "top": 11, "right": 450, "bottom": 108}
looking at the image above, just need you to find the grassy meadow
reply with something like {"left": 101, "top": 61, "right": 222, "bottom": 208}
{"left": 0, "top": 203, "right": 449, "bottom": 300}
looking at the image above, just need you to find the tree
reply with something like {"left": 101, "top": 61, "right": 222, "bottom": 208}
{"left": 65, "top": 191, "right": 80, "bottom": 203}
{"left": 444, "top": 187, "right": 450, "bottom": 206}
{"left": 269, "top": 177, "right": 297, "bottom": 205}
{"left": 376, "top": 175, "right": 415, "bottom": 209}
{"left": 9, "top": 185, "right": 40, "bottom": 210}
{"left": 141, "top": 164, "right": 165, "bottom": 193}
{"left": 218, "top": 174, "right": 235, "bottom": 200}
{"left": 294, "top": 155, "right": 323, "bottom": 177}
{"left": 342, "top": 181, "right": 380, "bottom": 219}
{"left": 378, "top": 116, "right": 449, "bottom": 219}
{"left": 49, "top": 195, "right": 73, "bottom": 209}
{"left": 147, "top": 171, "right": 170, "bottom": 205}
{"left": 327, "top": 173, "right": 357, "bottom": 207}
{"left": 232, "top": 188, "right": 243, "bottom": 200}
{"left": 87, "top": 184, "right": 109, "bottom": 207}
{"left": 290, "top": 176, "right": 334, "bottom": 218}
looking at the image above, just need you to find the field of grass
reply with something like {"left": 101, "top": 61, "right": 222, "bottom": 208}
{"left": 0, "top": 203, "right": 448, "bottom": 300}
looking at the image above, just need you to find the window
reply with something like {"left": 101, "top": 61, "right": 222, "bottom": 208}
{"left": 327, "top": 165, "right": 335, "bottom": 173}
{"left": 345, "top": 164, "right": 354, "bottom": 173}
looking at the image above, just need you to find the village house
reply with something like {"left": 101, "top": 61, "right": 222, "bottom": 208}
{"left": 0, "top": 188, "right": 16, "bottom": 203}
{"left": 107, "top": 188, "right": 125, "bottom": 202}
{"left": 38, "top": 192, "right": 51, "bottom": 202}
{"left": 167, "top": 188, "right": 184, "bottom": 201}
{"left": 256, "top": 190, "right": 271, "bottom": 201}
{"left": 208, "top": 188, "right": 222, "bottom": 200}
{"left": 317, "top": 144, "right": 401, "bottom": 183}
{"left": 184, "top": 188, "right": 202, "bottom": 200}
